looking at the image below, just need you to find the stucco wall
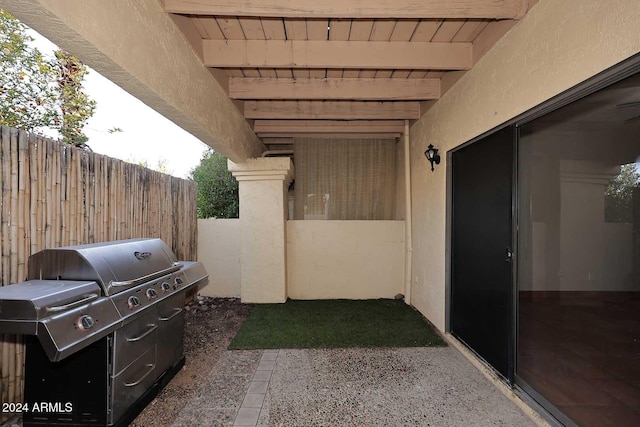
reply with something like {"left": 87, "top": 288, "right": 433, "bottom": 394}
{"left": 287, "top": 221, "right": 405, "bottom": 300}
{"left": 197, "top": 219, "right": 241, "bottom": 298}
{"left": 409, "top": 0, "right": 640, "bottom": 331}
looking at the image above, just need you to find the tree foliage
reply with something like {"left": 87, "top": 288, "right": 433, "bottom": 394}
{"left": 605, "top": 163, "right": 640, "bottom": 223}
{"left": 54, "top": 49, "right": 95, "bottom": 147}
{"left": 0, "top": 9, "right": 59, "bottom": 132}
{"left": 126, "top": 156, "right": 173, "bottom": 175}
{"left": 0, "top": 9, "right": 95, "bottom": 147}
{"left": 190, "top": 150, "right": 238, "bottom": 219}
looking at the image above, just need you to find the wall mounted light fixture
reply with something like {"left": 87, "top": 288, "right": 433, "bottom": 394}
{"left": 424, "top": 144, "right": 441, "bottom": 172}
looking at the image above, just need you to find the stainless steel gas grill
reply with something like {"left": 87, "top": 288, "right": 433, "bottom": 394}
{"left": 0, "top": 238, "right": 208, "bottom": 427}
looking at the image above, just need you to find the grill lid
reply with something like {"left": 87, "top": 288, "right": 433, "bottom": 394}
{"left": 27, "top": 238, "right": 177, "bottom": 295}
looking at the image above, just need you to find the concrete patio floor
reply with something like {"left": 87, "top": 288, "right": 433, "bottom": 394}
{"left": 171, "top": 345, "right": 543, "bottom": 427}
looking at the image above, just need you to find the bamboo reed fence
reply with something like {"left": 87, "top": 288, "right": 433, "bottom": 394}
{"left": 0, "top": 125, "right": 198, "bottom": 421}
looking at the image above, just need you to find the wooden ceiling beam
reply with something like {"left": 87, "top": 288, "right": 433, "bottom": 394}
{"left": 164, "top": 0, "right": 528, "bottom": 19}
{"left": 229, "top": 78, "right": 440, "bottom": 100}
{"left": 244, "top": 101, "right": 420, "bottom": 120}
{"left": 258, "top": 133, "right": 402, "bottom": 139}
{"left": 254, "top": 120, "right": 406, "bottom": 134}
{"left": 203, "top": 40, "right": 472, "bottom": 70}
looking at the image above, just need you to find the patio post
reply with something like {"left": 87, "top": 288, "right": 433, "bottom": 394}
{"left": 228, "top": 157, "right": 294, "bottom": 303}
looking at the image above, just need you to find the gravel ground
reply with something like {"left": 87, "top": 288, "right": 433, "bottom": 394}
{"left": 130, "top": 297, "right": 252, "bottom": 427}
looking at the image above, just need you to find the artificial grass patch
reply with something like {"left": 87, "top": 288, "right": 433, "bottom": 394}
{"left": 228, "top": 299, "right": 447, "bottom": 350}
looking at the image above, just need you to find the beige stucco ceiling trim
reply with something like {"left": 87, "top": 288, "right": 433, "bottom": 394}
{"left": 0, "top": 0, "right": 264, "bottom": 162}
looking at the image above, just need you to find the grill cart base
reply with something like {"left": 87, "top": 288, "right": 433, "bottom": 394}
{"left": 23, "top": 335, "right": 186, "bottom": 427}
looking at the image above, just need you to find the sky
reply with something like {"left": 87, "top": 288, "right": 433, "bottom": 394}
{"left": 26, "top": 29, "right": 210, "bottom": 179}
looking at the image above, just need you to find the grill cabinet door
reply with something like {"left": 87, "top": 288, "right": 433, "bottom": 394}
{"left": 155, "top": 292, "right": 185, "bottom": 375}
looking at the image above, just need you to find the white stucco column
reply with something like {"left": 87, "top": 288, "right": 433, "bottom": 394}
{"left": 228, "top": 158, "right": 294, "bottom": 303}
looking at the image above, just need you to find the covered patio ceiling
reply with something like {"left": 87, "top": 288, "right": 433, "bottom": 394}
{"left": 163, "top": 0, "right": 537, "bottom": 146}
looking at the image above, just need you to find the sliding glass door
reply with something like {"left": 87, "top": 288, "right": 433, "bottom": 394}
{"left": 449, "top": 66, "right": 640, "bottom": 426}
{"left": 516, "top": 73, "right": 640, "bottom": 426}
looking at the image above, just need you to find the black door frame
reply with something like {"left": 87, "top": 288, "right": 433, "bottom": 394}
{"left": 444, "top": 51, "right": 640, "bottom": 425}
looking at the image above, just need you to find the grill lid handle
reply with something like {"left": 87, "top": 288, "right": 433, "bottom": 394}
{"left": 45, "top": 293, "right": 99, "bottom": 313}
{"left": 110, "top": 262, "right": 182, "bottom": 288}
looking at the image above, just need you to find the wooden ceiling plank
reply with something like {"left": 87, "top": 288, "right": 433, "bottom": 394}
{"left": 237, "top": 18, "right": 266, "bottom": 77}
{"left": 381, "top": 19, "right": 419, "bottom": 78}
{"left": 392, "top": 70, "right": 411, "bottom": 78}
{"left": 349, "top": 20, "right": 374, "bottom": 41}
{"left": 284, "top": 18, "right": 310, "bottom": 78}
{"left": 345, "top": 19, "right": 374, "bottom": 78}
{"left": 275, "top": 69, "right": 294, "bottom": 78}
{"left": 245, "top": 100, "right": 421, "bottom": 120}
{"left": 374, "top": 20, "right": 396, "bottom": 79}
{"left": 309, "top": 69, "right": 327, "bottom": 78}
{"left": 284, "top": 18, "right": 308, "bottom": 39}
{"left": 204, "top": 40, "right": 472, "bottom": 70}
{"left": 306, "top": 19, "right": 328, "bottom": 40}
{"left": 369, "top": 19, "right": 396, "bottom": 41}
{"left": 216, "top": 16, "right": 245, "bottom": 39}
{"left": 452, "top": 20, "right": 488, "bottom": 42}
{"left": 242, "top": 69, "right": 261, "bottom": 77}
{"left": 358, "top": 71, "right": 377, "bottom": 78}
{"left": 261, "top": 17, "right": 286, "bottom": 39}
{"left": 327, "top": 19, "right": 351, "bottom": 78}
{"left": 259, "top": 69, "right": 277, "bottom": 78}
{"left": 306, "top": 19, "right": 328, "bottom": 78}
{"left": 431, "top": 19, "right": 466, "bottom": 42}
{"left": 254, "top": 120, "right": 406, "bottom": 134}
{"left": 411, "top": 19, "right": 442, "bottom": 41}
{"left": 406, "top": 16, "right": 434, "bottom": 80}
{"left": 229, "top": 77, "right": 440, "bottom": 100}
{"left": 165, "top": 0, "right": 530, "bottom": 19}
{"left": 389, "top": 19, "right": 419, "bottom": 41}
{"left": 227, "top": 68, "right": 244, "bottom": 77}
{"left": 363, "top": 19, "right": 396, "bottom": 78}
{"left": 408, "top": 71, "right": 427, "bottom": 79}
{"left": 217, "top": 20, "right": 252, "bottom": 75}
{"left": 238, "top": 17, "right": 265, "bottom": 39}
{"left": 260, "top": 18, "right": 285, "bottom": 77}
{"left": 190, "top": 17, "right": 209, "bottom": 39}
{"left": 195, "top": 17, "right": 225, "bottom": 39}
{"left": 467, "top": 21, "right": 490, "bottom": 42}
{"left": 293, "top": 69, "right": 310, "bottom": 78}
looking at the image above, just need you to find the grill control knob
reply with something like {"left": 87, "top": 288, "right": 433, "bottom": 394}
{"left": 174, "top": 277, "right": 183, "bottom": 286}
{"left": 127, "top": 296, "right": 141, "bottom": 309}
{"left": 161, "top": 282, "right": 171, "bottom": 292}
{"left": 146, "top": 288, "right": 158, "bottom": 300}
{"left": 77, "top": 315, "right": 95, "bottom": 331}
